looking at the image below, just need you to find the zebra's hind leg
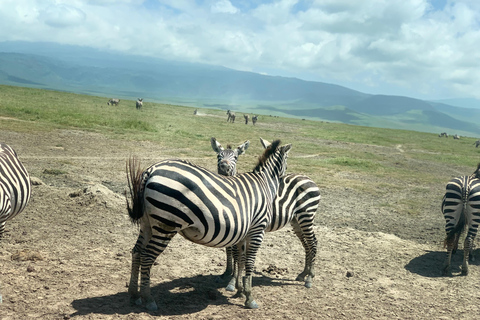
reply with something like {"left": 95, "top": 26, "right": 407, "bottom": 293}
{"left": 138, "top": 229, "right": 177, "bottom": 311}
{"left": 461, "top": 234, "right": 475, "bottom": 276}
{"left": 230, "top": 242, "right": 245, "bottom": 297}
{"left": 128, "top": 229, "right": 148, "bottom": 306}
{"left": 443, "top": 234, "right": 456, "bottom": 276}
{"left": 291, "top": 217, "right": 317, "bottom": 288}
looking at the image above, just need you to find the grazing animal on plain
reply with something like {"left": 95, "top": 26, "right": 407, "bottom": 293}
{"left": 0, "top": 143, "right": 31, "bottom": 240}
{"left": 474, "top": 140, "right": 480, "bottom": 148}
{"left": 439, "top": 132, "right": 448, "bottom": 138}
{"left": 125, "top": 140, "right": 291, "bottom": 310}
{"left": 244, "top": 114, "right": 249, "bottom": 125}
{"left": 107, "top": 98, "right": 120, "bottom": 106}
{"left": 226, "top": 110, "right": 236, "bottom": 123}
{"left": 252, "top": 115, "right": 258, "bottom": 125}
{"left": 211, "top": 137, "right": 320, "bottom": 289}
{"left": 136, "top": 98, "right": 143, "bottom": 110}
{"left": 453, "top": 134, "right": 460, "bottom": 140}
{"left": 442, "top": 164, "right": 480, "bottom": 276}
{"left": 193, "top": 109, "right": 198, "bottom": 115}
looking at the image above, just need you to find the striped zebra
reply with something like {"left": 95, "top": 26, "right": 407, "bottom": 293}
{"left": 125, "top": 140, "right": 291, "bottom": 310}
{"left": 442, "top": 164, "right": 480, "bottom": 276}
{"left": 0, "top": 143, "right": 31, "bottom": 240}
{"left": 226, "top": 110, "right": 236, "bottom": 123}
{"left": 211, "top": 137, "right": 320, "bottom": 289}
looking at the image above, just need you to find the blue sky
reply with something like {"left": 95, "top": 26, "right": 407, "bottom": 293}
{"left": 0, "top": 0, "right": 479, "bottom": 100}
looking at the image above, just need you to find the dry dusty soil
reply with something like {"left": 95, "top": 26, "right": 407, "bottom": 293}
{"left": 1, "top": 128, "right": 480, "bottom": 320}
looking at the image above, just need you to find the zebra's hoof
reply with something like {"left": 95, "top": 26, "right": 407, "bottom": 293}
{"left": 145, "top": 301, "right": 158, "bottom": 311}
{"left": 225, "top": 284, "right": 235, "bottom": 292}
{"left": 134, "top": 297, "right": 142, "bottom": 306}
{"left": 304, "top": 281, "right": 312, "bottom": 289}
{"left": 245, "top": 300, "right": 259, "bottom": 309}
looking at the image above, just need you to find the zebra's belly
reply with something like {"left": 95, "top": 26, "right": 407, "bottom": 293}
{"left": 179, "top": 227, "right": 231, "bottom": 248}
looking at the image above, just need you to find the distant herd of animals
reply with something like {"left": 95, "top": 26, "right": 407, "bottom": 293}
{"left": 439, "top": 132, "right": 480, "bottom": 146}
{"left": 3, "top": 112, "right": 480, "bottom": 310}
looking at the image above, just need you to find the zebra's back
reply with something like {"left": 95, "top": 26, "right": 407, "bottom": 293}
{"left": 0, "top": 143, "right": 31, "bottom": 232}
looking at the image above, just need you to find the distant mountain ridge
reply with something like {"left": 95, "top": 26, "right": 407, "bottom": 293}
{"left": 0, "top": 41, "right": 479, "bottom": 137}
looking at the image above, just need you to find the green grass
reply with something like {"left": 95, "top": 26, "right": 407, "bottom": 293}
{"left": 1, "top": 84, "right": 479, "bottom": 189}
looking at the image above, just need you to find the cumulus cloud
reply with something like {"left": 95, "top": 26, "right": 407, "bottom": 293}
{"left": 40, "top": 4, "right": 86, "bottom": 28}
{"left": 0, "top": 0, "right": 479, "bottom": 99}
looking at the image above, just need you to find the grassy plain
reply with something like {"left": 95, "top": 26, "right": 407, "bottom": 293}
{"left": 1, "top": 84, "right": 479, "bottom": 190}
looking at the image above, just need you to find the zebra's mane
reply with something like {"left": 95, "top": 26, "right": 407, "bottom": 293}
{"left": 253, "top": 139, "right": 281, "bottom": 172}
{"left": 226, "top": 144, "right": 232, "bottom": 149}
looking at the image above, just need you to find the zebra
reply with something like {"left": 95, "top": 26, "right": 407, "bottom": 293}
{"left": 442, "top": 164, "right": 480, "bottom": 276}
{"left": 136, "top": 98, "right": 143, "bottom": 110}
{"left": 210, "top": 137, "right": 250, "bottom": 176}
{"left": 252, "top": 115, "right": 258, "bottom": 126}
{"left": 439, "top": 132, "right": 448, "bottom": 138}
{"left": 475, "top": 140, "right": 480, "bottom": 148}
{"left": 125, "top": 140, "right": 291, "bottom": 310}
{"left": 211, "top": 137, "right": 320, "bottom": 289}
{"left": 226, "top": 110, "right": 236, "bottom": 123}
{"left": 0, "top": 143, "right": 32, "bottom": 240}
{"left": 244, "top": 114, "right": 249, "bottom": 125}
{"left": 453, "top": 134, "right": 460, "bottom": 140}
{"left": 107, "top": 98, "right": 120, "bottom": 106}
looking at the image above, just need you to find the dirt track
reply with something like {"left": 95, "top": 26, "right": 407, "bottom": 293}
{"left": 1, "top": 129, "right": 479, "bottom": 320}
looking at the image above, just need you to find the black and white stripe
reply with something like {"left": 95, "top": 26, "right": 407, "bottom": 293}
{"left": 210, "top": 137, "right": 250, "bottom": 176}
{"left": 442, "top": 165, "right": 480, "bottom": 276}
{"left": 211, "top": 137, "right": 320, "bottom": 289}
{"left": 0, "top": 143, "right": 31, "bottom": 240}
{"left": 125, "top": 140, "right": 291, "bottom": 310}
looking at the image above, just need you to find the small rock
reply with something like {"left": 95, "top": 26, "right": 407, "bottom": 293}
{"left": 346, "top": 271, "right": 354, "bottom": 278}
{"left": 27, "top": 266, "right": 35, "bottom": 273}
{"left": 30, "top": 177, "right": 44, "bottom": 186}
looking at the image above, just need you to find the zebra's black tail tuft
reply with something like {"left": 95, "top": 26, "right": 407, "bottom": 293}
{"left": 125, "top": 156, "right": 146, "bottom": 224}
{"left": 444, "top": 208, "right": 466, "bottom": 248}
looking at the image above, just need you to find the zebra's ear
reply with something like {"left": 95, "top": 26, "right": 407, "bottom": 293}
{"left": 211, "top": 137, "right": 224, "bottom": 153}
{"left": 237, "top": 140, "right": 250, "bottom": 155}
{"left": 259, "top": 137, "right": 271, "bottom": 149}
{"left": 282, "top": 144, "right": 292, "bottom": 154}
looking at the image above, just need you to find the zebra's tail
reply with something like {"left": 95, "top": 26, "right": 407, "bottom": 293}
{"left": 444, "top": 205, "right": 466, "bottom": 249}
{"left": 125, "top": 156, "right": 146, "bottom": 224}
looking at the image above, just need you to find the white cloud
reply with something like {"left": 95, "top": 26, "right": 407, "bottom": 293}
{"left": 0, "top": 0, "right": 479, "bottom": 99}
{"left": 41, "top": 4, "right": 86, "bottom": 28}
{"left": 211, "top": 0, "right": 238, "bottom": 14}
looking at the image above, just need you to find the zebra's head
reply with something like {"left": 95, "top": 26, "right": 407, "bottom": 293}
{"left": 211, "top": 137, "right": 250, "bottom": 176}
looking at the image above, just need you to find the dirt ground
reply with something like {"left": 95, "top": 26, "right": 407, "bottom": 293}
{"left": 1, "top": 128, "right": 479, "bottom": 320}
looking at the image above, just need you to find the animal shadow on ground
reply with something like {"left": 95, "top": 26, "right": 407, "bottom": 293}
{"left": 405, "top": 249, "right": 480, "bottom": 278}
{"left": 70, "top": 272, "right": 297, "bottom": 316}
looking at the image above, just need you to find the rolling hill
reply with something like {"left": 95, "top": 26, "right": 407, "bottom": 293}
{"left": 0, "top": 41, "right": 479, "bottom": 137}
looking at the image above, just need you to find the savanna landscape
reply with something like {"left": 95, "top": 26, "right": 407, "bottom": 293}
{"left": 1, "top": 85, "right": 480, "bottom": 319}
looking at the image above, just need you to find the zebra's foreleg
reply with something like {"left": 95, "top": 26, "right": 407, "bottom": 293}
{"left": 229, "top": 242, "right": 244, "bottom": 296}
{"left": 242, "top": 232, "right": 265, "bottom": 309}
{"left": 219, "top": 246, "right": 234, "bottom": 281}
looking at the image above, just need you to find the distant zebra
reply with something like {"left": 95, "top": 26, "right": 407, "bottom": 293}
{"left": 0, "top": 143, "right": 31, "bottom": 240}
{"left": 226, "top": 110, "right": 236, "bottom": 123}
{"left": 439, "top": 132, "right": 448, "bottom": 138}
{"left": 136, "top": 98, "right": 143, "bottom": 110}
{"left": 244, "top": 114, "right": 249, "bottom": 124}
{"left": 252, "top": 115, "right": 258, "bottom": 125}
{"left": 107, "top": 98, "right": 120, "bottom": 106}
{"left": 474, "top": 140, "right": 480, "bottom": 148}
{"left": 453, "top": 134, "right": 460, "bottom": 140}
{"left": 193, "top": 109, "right": 198, "bottom": 115}
{"left": 442, "top": 164, "right": 480, "bottom": 276}
{"left": 125, "top": 140, "right": 291, "bottom": 310}
{"left": 211, "top": 137, "right": 320, "bottom": 289}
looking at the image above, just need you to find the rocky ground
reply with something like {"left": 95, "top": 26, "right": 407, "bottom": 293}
{"left": 1, "top": 128, "right": 479, "bottom": 320}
